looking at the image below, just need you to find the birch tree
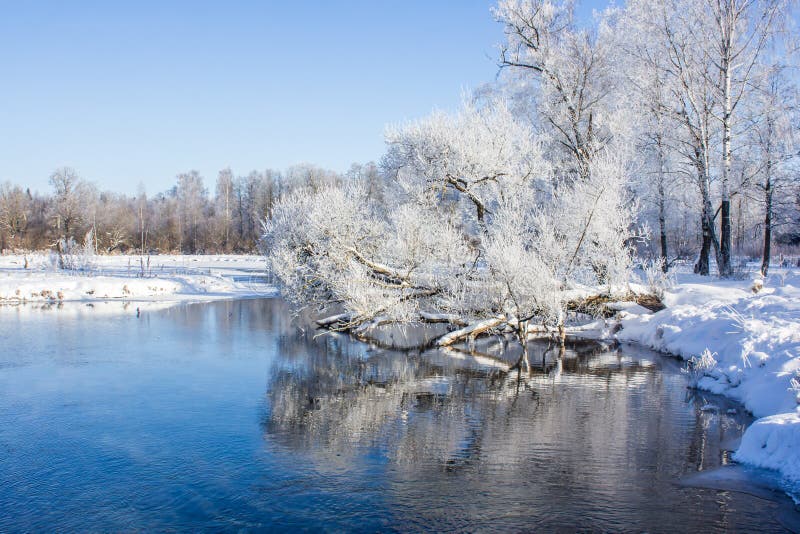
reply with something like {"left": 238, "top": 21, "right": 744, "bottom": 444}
{"left": 702, "top": 0, "right": 786, "bottom": 277}
{"left": 622, "top": 0, "right": 724, "bottom": 275}
{"left": 215, "top": 167, "right": 234, "bottom": 251}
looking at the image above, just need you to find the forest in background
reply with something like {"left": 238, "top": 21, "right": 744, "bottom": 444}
{"left": 0, "top": 162, "right": 380, "bottom": 255}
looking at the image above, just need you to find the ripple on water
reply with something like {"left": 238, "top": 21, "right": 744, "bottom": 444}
{"left": 0, "top": 298, "right": 798, "bottom": 531}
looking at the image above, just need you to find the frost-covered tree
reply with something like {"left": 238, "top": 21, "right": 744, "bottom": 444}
{"left": 743, "top": 66, "right": 799, "bottom": 276}
{"left": 49, "top": 167, "right": 90, "bottom": 239}
{"left": 495, "top": 0, "right": 621, "bottom": 180}
{"left": 175, "top": 170, "right": 207, "bottom": 253}
{"left": 698, "top": 0, "right": 787, "bottom": 277}
{"left": 615, "top": 3, "right": 684, "bottom": 271}
{"left": 383, "top": 99, "right": 545, "bottom": 228}
{"left": 214, "top": 167, "right": 235, "bottom": 250}
{"left": 618, "top": 0, "right": 792, "bottom": 275}
{"left": 263, "top": 100, "right": 640, "bottom": 369}
{"left": 346, "top": 162, "right": 385, "bottom": 210}
{"left": 621, "top": 0, "right": 724, "bottom": 275}
{"left": 0, "top": 183, "right": 30, "bottom": 249}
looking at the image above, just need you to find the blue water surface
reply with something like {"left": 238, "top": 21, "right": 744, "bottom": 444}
{"left": 0, "top": 298, "right": 797, "bottom": 532}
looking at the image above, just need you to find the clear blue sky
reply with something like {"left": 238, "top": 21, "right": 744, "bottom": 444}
{"left": 0, "top": 1, "right": 608, "bottom": 195}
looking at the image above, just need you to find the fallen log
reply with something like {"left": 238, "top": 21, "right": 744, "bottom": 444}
{"left": 315, "top": 312, "right": 358, "bottom": 328}
{"left": 566, "top": 292, "right": 664, "bottom": 317}
{"left": 353, "top": 316, "right": 396, "bottom": 337}
{"left": 436, "top": 316, "right": 507, "bottom": 347}
{"left": 419, "top": 311, "right": 468, "bottom": 326}
{"left": 313, "top": 291, "right": 662, "bottom": 348}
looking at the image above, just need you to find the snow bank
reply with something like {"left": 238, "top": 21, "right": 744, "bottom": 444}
{"left": 735, "top": 413, "right": 800, "bottom": 483}
{"left": 0, "top": 254, "right": 276, "bottom": 305}
{"left": 617, "top": 269, "right": 800, "bottom": 489}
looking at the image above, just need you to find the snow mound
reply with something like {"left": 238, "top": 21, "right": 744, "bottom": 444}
{"left": 734, "top": 412, "right": 800, "bottom": 485}
{"left": 617, "top": 269, "right": 800, "bottom": 487}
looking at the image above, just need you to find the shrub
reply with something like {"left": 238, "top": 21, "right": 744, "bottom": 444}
{"left": 682, "top": 348, "right": 718, "bottom": 389}
{"left": 55, "top": 229, "right": 96, "bottom": 272}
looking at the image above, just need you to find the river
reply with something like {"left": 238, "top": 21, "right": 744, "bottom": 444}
{"left": 0, "top": 298, "right": 797, "bottom": 531}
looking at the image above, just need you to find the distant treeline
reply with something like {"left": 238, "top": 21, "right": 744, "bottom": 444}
{"left": 0, "top": 162, "right": 381, "bottom": 254}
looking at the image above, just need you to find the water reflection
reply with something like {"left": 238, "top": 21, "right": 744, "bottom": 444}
{"left": 262, "top": 320, "right": 794, "bottom": 531}
{"left": 0, "top": 298, "right": 796, "bottom": 532}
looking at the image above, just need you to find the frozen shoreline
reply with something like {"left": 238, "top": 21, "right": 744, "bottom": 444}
{"left": 0, "top": 253, "right": 277, "bottom": 305}
{"left": 616, "top": 268, "right": 800, "bottom": 495}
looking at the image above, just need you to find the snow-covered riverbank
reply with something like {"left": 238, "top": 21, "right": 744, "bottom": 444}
{"left": 617, "top": 269, "right": 800, "bottom": 493}
{"left": 0, "top": 253, "right": 276, "bottom": 304}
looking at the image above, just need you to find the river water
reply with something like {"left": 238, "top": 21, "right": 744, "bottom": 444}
{"left": 0, "top": 298, "right": 797, "bottom": 531}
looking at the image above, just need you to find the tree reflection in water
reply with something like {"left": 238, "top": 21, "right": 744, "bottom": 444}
{"left": 262, "top": 324, "right": 748, "bottom": 490}
{"left": 0, "top": 298, "right": 790, "bottom": 532}
{"left": 258, "top": 317, "right": 773, "bottom": 530}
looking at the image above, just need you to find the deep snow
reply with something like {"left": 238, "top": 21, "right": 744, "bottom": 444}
{"left": 618, "top": 267, "right": 800, "bottom": 495}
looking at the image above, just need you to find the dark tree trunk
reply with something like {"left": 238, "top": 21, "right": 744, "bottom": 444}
{"left": 696, "top": 217, "right": 712, "bottom": 276}
{"left": 694, "top": 150, "right": 720, "bottom": 277}
{"left": 658, "top": 181, "right": 668, "bottom": 272}
{"left": 697, "top": 197, "right": 719, "bottom": 276}
{"left": 761, "top": 163, "right": 773, "bottom": 277}
{"left": 720, "top": 199, "right": 732, "bottom": 276}
{"left": 656, "top": 133, "right": 669, "bottom": 272}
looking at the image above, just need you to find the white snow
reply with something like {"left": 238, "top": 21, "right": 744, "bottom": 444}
{"left": 0, "top": 253, "right": 276, "bottom": 305}
{"left": 616, "top": 267, "right": 800, "bottom": 491}
{"left": 735, "top": 412, "right": 800, "bottom": 484}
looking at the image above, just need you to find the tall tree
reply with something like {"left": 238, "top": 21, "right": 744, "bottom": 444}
{"left": 215, "top": 168, "right": 235, "bottom": 250}
{"left": 746, "top": 66, "right": 798, "bottom": 276}
{"left": 625, "top": 0, "right": 724, "bottom": 275}
{"left": 49, "top": 167, "right": 88, "bottom": 239}
{"left": 495, "top": 0, "right": 620, "bottom": 180}
{"left": 175, "top": 171, "right": 207, "bottom": 253}
{"left": 0, "top": 183, "right": 30, "bottom": 249}
{"left": 703, "top": 0, "right": 785, "bottom": 277}
{"left": 135, "top": 184, "right": 149, "bottom": 254}
{"left": 617, "top": 4, "right": 682, "bottom": 271}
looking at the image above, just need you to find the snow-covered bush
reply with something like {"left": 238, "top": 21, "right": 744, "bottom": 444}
{"left": 682, "top": 349, "right": 718, "bottom": 389}
{"left": 641, "top": 259, "right": 675, "bottom": 300}
{"left": 55, "top": 229, "right": 96, "bottom": 272}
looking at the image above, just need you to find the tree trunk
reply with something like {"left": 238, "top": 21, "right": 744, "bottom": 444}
{"left": 696, "top": 161, "right": 720, "bottom": 276}
{"left": 696, "top": 219, "right": 711, "bottom": 276}
{"left": 719, "top": 9, "right": 734, "bottom": 278}
{"left": 720, "top": 198, "right": 732, "bottom": 275}
{"left": 761, "top": 161, "right": 773, "bottom": 277}
{"left": 515, "top": 322, "right": 530, "bottom": 375}
{"left": 656, "top": 134, "right": 669, "bottom": 271}
{"left": 437, "top": 317, "right": 506, "bottom": 347}
{"left": 659, "top": 204, "right": 668, "bottom": 272}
